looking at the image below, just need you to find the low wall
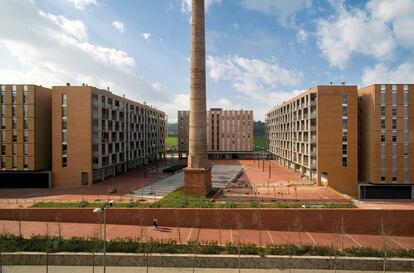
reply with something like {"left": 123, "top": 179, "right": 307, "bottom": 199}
{"left": 0, "top": 252, "right": 413, "bottom": 271}
{"left": 0, "top": 208, "right": 413, "bottom": 236}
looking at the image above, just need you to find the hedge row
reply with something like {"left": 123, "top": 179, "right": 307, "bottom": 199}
{"left": 0, "top": 234, "right": 412, "bottom": 258}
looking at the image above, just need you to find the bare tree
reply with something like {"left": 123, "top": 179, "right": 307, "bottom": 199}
{"left": 55, "top": 213, "right": 62, "bottom": 238}
{"left": 252, "top": 212, "right": 263, "bottom": 247}
{"left": 138, "top": 209, "right": 146, "bottom": 243}
{"left": 18, "top": 208, "right": 23, "bottom": 238}
{"left": 192, "top": 212, "right": 201, "bottom": 273}
{"left": 380, "top": 218, "right": 388, "bottom": 273}
{"left": 292, "top": 215, "right": 303, "bottom": 245}
{"left": 233, "top": 213, "right": 244, "bottom": 273}
{"left": 175, "top": 210, "right": 182, "bottom": 244}
{"left": 214, "top": 209, "right": 224, "bottom": 245}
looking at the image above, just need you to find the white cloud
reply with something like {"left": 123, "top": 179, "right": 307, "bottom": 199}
{"left": 296, "top": 28, "right": 308, "bottom": 43}
{"left": 67, "top": 0, "right": 96, "bottom": 10}
{"left": 362, "top": 63, "right": 414, "bottom": 86}
{"left": 39, "top": 11, "right": 88, "bottom": 41}
{"left": 240, "top": 0, "right": 312, "bottom": 27}
{"left": 317, "top": 0, "right": 414, "bottom": 69}
{"left": 0, "top": 0, "right": 165, "bottom": 106}
{"left": 180, "top": 0, "right": 221, "bottom": 14}
{"left": 150, "top": 81, "right": 162, "bottom": 91}
{"left": 112, "top": 21, "right": 125, "bottom": 33}
{"left": 142, "top": 33, "right": 151, "bottom": 42}
{"left": 207, "top": 55, "right": 303, "bottom": 101}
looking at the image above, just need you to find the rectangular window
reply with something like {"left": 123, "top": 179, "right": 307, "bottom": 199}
{"left": 381, "top": 119, "right": 386, "bottom": 129}
{"left": 342, "top": 106, "right": 347, "bottom": 117}
{"left": 392, "top": 134, "right": 397, "bottom": 143}
{"left": 23, "top": 118, "right": 29, "bottom": 130}
{"left": 381, "top": 176, "right": 386, "bottom": 182}
{"left": 23, "top": 92, "right": 29, "bottom": 104}
{"left": 392, "top": 119, "right": 397, "bottom": 130}
{"left": 392, "top": 107, "right": 397, "bottom": 117}
{"left": 12, "top": 105, "right": 16, "bottom": 116}
{"left": 23, "top": 105, "right": 28, "bottom": 117}
{"left": 12, "top": 156, "right": 17, "bottom": 169}
{"left": 12, "top": 118, "right": 16, "bottom": 129}
{"left": 381, "top": 144, "right": 386, "bottom": 155}
{"left": 24, "top": 130, "right": 29, "bottom": 142}
{"left": 380, "top": 106, "right": 386, "bottom": 116}
{"left": 381, "top": 156, "right": 385, "bottom": 169}
{"left": 62, "top": 131, "right": 67, "bottom": 143}
{"left": 62, "top": 144, "right": 67, "bottom": 156}
{"left": 12, "top": 130, "right": 17, "bottom": 142}
{"left": 62, "top": 119, "right": 67, "bottom": 130}
{"left": 1, "top": 118, "right": 5, "bottom": 130}
{"left": 23, "top": 85, "right": 28, "bottom": 92}
{"left": 62, "top": 156, "right": 67, "bottom": 168}
{"left": 342, "top": 144, "right": 347, "bottom": 155}
{"left": 1, "top": 131, "right": 5, "bottom": 142}
{"left": 342, "top": 119, "right": 347, "bottom": 130}
{"left": 23, "top": 157, "right": 29, "bottom": 169}
{"left": 12, "top": 85, "right": 16, "bottom": 92}
{"left": 381, "top": 133, "right": 385, "bottom": 142}
{"left": 1, "top": 105, "right": 5, "bottom": 116}
{"left": 342, "top": 131, "right": 347, "bottom": 143}
{"left": 24, "top": 143, "right": 28, "bottom": 155}
{"left": 62, "top": 94, "right": 67, "bottom": 106}
{"left": 342, "top": 156, "right": 347, "bottom": 167}
{"left": 1, "top": 157, "right": 5, "bottom": 169}
{"left": 1, "top": 144, "right": 5, "bottom": 155}
{"left": 12, "top": 143, "right": 17, "bottom": 155}
{"left": 342, "top": 95, "right": 347, "bottom": 105}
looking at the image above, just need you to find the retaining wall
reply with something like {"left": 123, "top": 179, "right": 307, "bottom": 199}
{"left": 0, "top": 208, "right": 413, "bottom": 236}
{"left": 0, "top": 252, "right": 413, "bottom": 271}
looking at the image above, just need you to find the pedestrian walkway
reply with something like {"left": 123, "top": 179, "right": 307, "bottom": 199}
{"left": 1, "top": 220, "right": 412, "bottom": 250}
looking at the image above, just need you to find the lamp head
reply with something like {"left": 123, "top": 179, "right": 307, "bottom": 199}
{"left": 108, "top": 200, "right": 114, "bottom": 207}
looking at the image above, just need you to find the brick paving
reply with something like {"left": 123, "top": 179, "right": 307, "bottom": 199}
{"left": 1, "top": 220, "right": 413, "bottom": 250}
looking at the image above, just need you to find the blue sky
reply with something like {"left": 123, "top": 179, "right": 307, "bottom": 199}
{"left": 1, "top": 0, "right": 413, "bottom": 122}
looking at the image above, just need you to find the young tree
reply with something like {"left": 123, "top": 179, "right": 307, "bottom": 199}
{"left": 214, "top": 209, "right": 224, "bottom": 245}
{"left": 175, "top": 210, "right": 182, "bottom": 244}
{"left": 252, "top": 212, "right": 263, "bottom": 247}
{"left": 233, "top": 213, "right": 244, "bottom": 273}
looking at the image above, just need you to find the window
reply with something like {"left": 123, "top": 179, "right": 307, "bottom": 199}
{"left": 1, "top": 105, "right": 5, "bottom": 116}
{"left": 23, "top": 85, "right": 28, "bottom": 92}
{"left": 392, "top": 134, "right": 397, "bottom": 143}
{"left": 342, "top": 119, "right": 347, "bottom": 130}
{"left": 342, "top": 95, "right": 348, "bottom": 105}
{"left": 381, "top": 176, "right": 386, "bottom": 182}
{"left": 23, "top": 118, "right": 29, "bottom": 130}
{"left": 12, "top": 118, "right": 16, "bottom": 129}
{"left": 24, "top": 130, "right": 29, "bottom": 142}
{"left": 380, "top": 106, "right": 386, "bottom": 116}
{"left": 62, "top": 144, "right": 67, "bottom": 155}
{"left": 381, "top": 119, "right": 386, "bottom": 129}
{"left": 62, "top": 131, "right": 67, "bottom": 143}
{"left": 12, "top": 85, "right": 16, "bottom": 92}
{"left": 392, "top": 119, "right": 397, "bottom": 130}
{"left": 12, "top": 105, "right": 16, "bottom": 116}
{"left": 62, "top": 119, "right": 67, "bottom": 130}
{"left": 23, "top": 144, "right": 28, "bottom": 155}
{"left": 23, "top": 105, "right": 28, "bottom": 117}
{"left": 62, "top": 157, "right": 67, "bottom": 168}
{"left": 342, "top": 106, "right": 347, "bottom": 117}
{"left": 1, "top": 118, "right": 5, "bottom": 129}
{"left": 23, "top": 91, "right": 29, "bottom": 104}
{"left": 392, "top": 176, "right": 397, "bottom": 182}
{"left": 62, "top": 94, "right": 67, "bottom": 106}
{"left": 342, "top": 131, "right": 347, "bottom": 143}
{"left": 342, "top": 144, "right": 347, "bottom": 155}
{"left": 392, "top": 107, "right": 397, "bottom": 117}
{"left": 23, "top": 157, "right": 29, "bottom": 169}
{"left": 12, "top": 143, "right": 17, "bottom": 155}
{"left": 342, "top": 156, "right": 347, "bottom": 167}
{"left": 1, "top": 157, "right": 5, "bottom": 169}
{"left": 12, "top": 156, "right": 17, "bottom": 169}
{"left": 381, "top": 133, "right": 385, "bottom": 142}
{"left": 1, "top": 144, "right": 5, "bottom": 155}
{"left": 1, "top": 131, "right": 5, "bottom": 142}
{"left": 12, "top": 130, "right": 17, "bottom": 142}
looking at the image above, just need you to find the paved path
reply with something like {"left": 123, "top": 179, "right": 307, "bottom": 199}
{"left": 1, "top": 220, "right": 413, "bottom": 250}
{"left": 1, "top": 266, "right": 411, "bottom": 273}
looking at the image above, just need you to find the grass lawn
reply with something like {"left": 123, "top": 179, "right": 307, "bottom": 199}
{"left": 254, "top": 136, "right": 266, "bottom": 149}
{"left": 166, "top": 135, "right": 178, "bottom": 148}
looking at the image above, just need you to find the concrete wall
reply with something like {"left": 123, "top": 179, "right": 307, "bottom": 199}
{"left": 0, "top": 208, "right": 413, "bottom": 236}
{"left": 0, "top": 253, "right": 413, "bottom": 271}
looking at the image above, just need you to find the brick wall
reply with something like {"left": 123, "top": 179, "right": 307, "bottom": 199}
{"left": 0, "top": 208, "right": 412, "bottom": 236}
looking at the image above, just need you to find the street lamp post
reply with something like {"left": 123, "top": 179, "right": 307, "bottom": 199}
{"left": 93, "top": 200, "right": 114, "bottom": 273}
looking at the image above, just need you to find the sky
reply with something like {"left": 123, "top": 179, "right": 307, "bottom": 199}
{"left": 0, "top": 0, "right": 413, "bottom": 122}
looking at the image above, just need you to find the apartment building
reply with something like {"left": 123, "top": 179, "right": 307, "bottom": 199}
{"left": 359, "top": 84, "right": 413, "bottom": 199}
{"left": 266, "top": 86, "right": 358, "bottom": 197}
{"left": 178, "top": 109, "right": 254, "bottom": 159}
{"left": 52, "top": 85, "right": 167, "bottom": 187}
{"left": 0, "top": 84, "right": 52, "bottom": 188}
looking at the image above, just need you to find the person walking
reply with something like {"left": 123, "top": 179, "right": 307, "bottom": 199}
{"left": 152, "top": 218, "right": 158, "bottom": 230}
